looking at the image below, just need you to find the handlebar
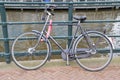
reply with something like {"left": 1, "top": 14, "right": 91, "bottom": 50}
{"left": 46, "top": 5, "right": 57, "bottom": 10}
{"left": 41, "top": 5, "right": 56, "bottom": 21}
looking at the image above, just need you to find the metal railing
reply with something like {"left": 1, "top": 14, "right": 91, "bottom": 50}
{"left": 1, "top": 0, "right": 120, "bottom": 2}
{"left": 0, "top": 1, "right": 120, "bottom": 63}
{"left": 0, "top": 0, "right": 120, "bottom": 9}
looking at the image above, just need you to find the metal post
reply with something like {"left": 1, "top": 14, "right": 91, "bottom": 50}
{"left": 0, "top": 4, "right": 11, "bottom": 63}
{"left": 68, "top": 2, "right": 73, "bottom": 48}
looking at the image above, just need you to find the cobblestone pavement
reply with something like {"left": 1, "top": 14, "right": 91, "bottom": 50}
{"left": 0, "top": 61, "right": 120, "bottom": 80}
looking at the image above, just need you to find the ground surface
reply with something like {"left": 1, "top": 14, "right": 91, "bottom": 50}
{"left": 0, "top": 59, "right": 120, "bottom": 80}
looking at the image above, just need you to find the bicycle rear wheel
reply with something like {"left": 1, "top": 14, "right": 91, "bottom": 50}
{"left": 11, "top": 32, "right": 51, "bottom": 70}
{"left": 73, "top": 31, "right": 113, "bottom": 71}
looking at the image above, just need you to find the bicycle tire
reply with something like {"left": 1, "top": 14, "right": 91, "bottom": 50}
{"left": 11, "top": 32, "right": 51, "bottom": 70}
{"left": 73, "top": 31, "right": 113, "bottom": 71}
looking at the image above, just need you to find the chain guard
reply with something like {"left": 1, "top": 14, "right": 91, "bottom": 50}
{"left": 61, "top": 48, "right": 91, "bottom": 61}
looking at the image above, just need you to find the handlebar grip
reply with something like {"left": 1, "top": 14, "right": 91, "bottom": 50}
{"left": 46, "top": 19, "right": 52, "bottom": 38}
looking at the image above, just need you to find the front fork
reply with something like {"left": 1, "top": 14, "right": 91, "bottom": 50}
{"left": 32, "top": 30, "right": 45, "bottom": 48}
{"left": 24, "top": 30, "right": 51, "bottom": 62}
{"left": 26, "top": 30, "right": 43, "bottom": 55}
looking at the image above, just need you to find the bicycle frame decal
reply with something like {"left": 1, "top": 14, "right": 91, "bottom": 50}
{"left": 46, "top": 19, "right": 52, "bottom": 38}
{"left": 40, "top": 19, "right": 52, "bottom": 42}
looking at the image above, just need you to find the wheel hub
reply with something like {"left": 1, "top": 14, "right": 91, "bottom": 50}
{"left": 28, "top": 48, "right": 35, "bottom": 54}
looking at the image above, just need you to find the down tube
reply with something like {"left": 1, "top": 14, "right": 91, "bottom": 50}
{"left": 49, "top": 36, "right": 67, "bottom": 54}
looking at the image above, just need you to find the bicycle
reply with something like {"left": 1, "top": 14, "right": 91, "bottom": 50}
{"left": 11, "top": 5, "right": 113, "bottom": 71}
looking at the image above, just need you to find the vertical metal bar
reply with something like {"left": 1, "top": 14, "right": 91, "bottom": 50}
{"left": 68, "top": 2, "right": 73, "bottom": 48}
{"left": 0, "top": 4, "right": 11, "bottom": 63}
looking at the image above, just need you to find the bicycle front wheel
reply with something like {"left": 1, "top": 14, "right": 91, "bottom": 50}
{"left": 11, "top": 32, "right": 51, "bottom": 70}
{"left": 73, "top": 31, "right": 113, "bottom": 71}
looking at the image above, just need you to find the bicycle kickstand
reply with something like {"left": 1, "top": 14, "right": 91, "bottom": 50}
{"left": 66, "top": 54, "right": 70, "bottom": 66}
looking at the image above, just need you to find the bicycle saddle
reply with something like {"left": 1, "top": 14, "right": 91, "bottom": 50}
{"left": 73, "top": 16, "right": 87, "bottom": 21}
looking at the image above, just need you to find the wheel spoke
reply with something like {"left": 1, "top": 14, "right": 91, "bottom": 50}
{"left": 73, "top": 31, "right": 113, "bottom": 71}
{"left": 11, "top": 32, "right": 50, "bottom": 70}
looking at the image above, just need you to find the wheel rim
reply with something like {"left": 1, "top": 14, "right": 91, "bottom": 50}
{"left": 74, "top": 31, "right": 113, "bottom": 71}
{"left": 11, "top": 32, "right": 50, "bottom": 70}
